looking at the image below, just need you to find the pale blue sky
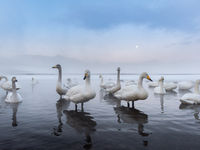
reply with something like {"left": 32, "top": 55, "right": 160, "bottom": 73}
{"left": 0, "top": 0, "right": 200, "bottom": 66}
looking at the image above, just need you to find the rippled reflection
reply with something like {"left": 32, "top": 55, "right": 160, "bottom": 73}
{"left": 63, "top": 110, "right": 96, "bottom": 149}
{"left": 114, "top": 106, "right": 150, "bottom": 146}
{"left": 103, "top": 94, "right": 121, "bottom": 107}
{"left": 53, "top": 99, "right": 70, "bottom": 136}
{"left": 179, "top": 104, "right": 200, "bottom": 120}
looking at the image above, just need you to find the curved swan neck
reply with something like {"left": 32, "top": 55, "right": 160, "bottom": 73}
{"left": 1, "top": 76, "right": 8, "bottom": 81}
{"left": 117, "top": 70, "right": 120, "bottom": 84}
{"left": 194, "top": 81, "right": 200, "bottom": 94}
{"left": 137, "top": 75, "right": 144, "bottom": 88}
{"left": 159, "top": 80, "right": 165, "bottom": 93}
{"left": 12, "top": 81, "right": 17, "bottom": 94}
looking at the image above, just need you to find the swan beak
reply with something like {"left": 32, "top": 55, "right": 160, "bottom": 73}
{"left": 147, "top": 75, "right": 153, "bottom": 81}
{"left": 52, "top": 66, "right": 57, "bottom": 69}
{"left": 15, "top": 80, "right": 18, "bottom": 82}
{"left": 83, "top": 75, "right": 86, "bottom": 80}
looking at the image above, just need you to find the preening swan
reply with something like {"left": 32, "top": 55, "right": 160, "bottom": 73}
{"left": 105, "top": 67, "right": 121, "bottom": 94}
{"left": 114, "top": 72, "right": 153, "bottom": 107}
{"left": 0, "top": 76, "right": 20, "bottom": 93}
{"left": 5, "top": 77, "right": 22, "bottom": 103}
{"left": 180, "top": 80, "right": 200, "bottom": 104}
{"left": 178, "top": 81, "right": 193, "bottom": 90}
{"left": 99, "top": 74, "right": 115, "bottom": 89}
{"left": 52, "top": 64, "right": 67, "bottom": 98}
{"left": 64, "top": 70, "right": 96, "bottom": 111}
{"left": 154, "top": 76, "right": 166, "bottom": 94}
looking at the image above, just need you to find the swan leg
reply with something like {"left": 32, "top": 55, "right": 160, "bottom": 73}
{"left": 127, "top": 102, "right": 130, "bottom": 108}
{"left": 132, "top": 101, "right": 134, "bottom": 108}
{"left": 75, "top": 104, "right": 77, "bottom": 111}
{"left": 81, "top": 103, "right": 84, "bottom": 112}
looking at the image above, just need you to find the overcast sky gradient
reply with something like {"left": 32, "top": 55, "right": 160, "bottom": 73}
{"left": 0, "top": 0, "right": 200, "bottom": 73}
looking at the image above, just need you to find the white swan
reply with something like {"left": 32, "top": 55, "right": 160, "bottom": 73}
{"left": 180, "top": 80, "right": 200, "bottom": 104}
{"left": 164, "top": 82, "right": 177, "bottom": 91}
{"left": 64, "top": 70, "right": 96, "bottom": 110}
{"left": 52, "top": 64, "right": 68, "bottom": 98}
{"left": 5, "top": 77, "right": 22, "bottom": 103}
{"left": 64, "top": 78, "right": 78, "bottom": 89}
{"left": 114, "top": 72, "right": 153, "bottom": 106}
{"left": 105, "top": 67, "right": 121, "bottom": 94}
{"left": 0, "top": 76, "right": 20, "bottom": 93}
{"left": 154, "top": 76, "right": 166, "bottom": 94}
{"left": 178, "top": 81, "right": 193, "bottom": 90}
{"left": 99, "top": 74, "right": 115, "bottom": 89}
{"left": 32, "top": 77, "right": 39, "bottom": 85}
{"left": 148, "top": 81, "right": 158, "bottom": 87}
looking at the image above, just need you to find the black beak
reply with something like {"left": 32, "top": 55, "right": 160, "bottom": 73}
{"left": 83, "top": 75, "right": 86, "bottom": 80}
{"left": 16, "top": 80, "right": 18, "bottom": 82}
{"left": 149, "top": 79, "right": 153, "bottom": 82}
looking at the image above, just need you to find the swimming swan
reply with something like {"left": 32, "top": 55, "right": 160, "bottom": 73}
{"left": 5, "top": 77, "right": 22, "bottom": 103}
{"left": 154, "top": 76, "right": 166, "bottom": 94}
{"left": 180, "top": 80, "right": 200, "bottom": 104}
{"left": 64, "top": 70, "right": 96, "bottom": 110}
{"left": 105, "top": 67, "right": 121, "bottom": 94}
{"left": 178, "top": 81, "right": 193, "bottom": 90}
{"left": 114, "top": 72, "right": 153, "bottom": 107}
{"left": 0, "top": 76, "right": 20, "bottom": 93}
{"left": 99, "top": 74, "right": 115, "bottom": 89}
{"left": 52, "top": 64, "right": 68, "bottom": 98}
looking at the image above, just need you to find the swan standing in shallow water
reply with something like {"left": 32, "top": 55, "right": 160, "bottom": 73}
{"left": 5, "top": 77, "right": 22, "bottom": 103}
{"left": 114, "top": 72, "right": 153, "bottom": 107}
{"left": 64, "top": 70, "right": 96, "bottom": 111}
{"left": 99, "top": 74, "right": 115, "bottom": 89}
{"left": 52, "top": 64, "right": 67, "bottom": 98}
{"left": 105, "top": 67, "right": 121, "bottom": 94}
{"left": 178, "top": 81, "right": 193, "bottom": 90}
{"left": 154, "top": 76, "right": 166, "bottom": 94}
{"left": 180, "top": 80, "right": 200, "bottom": 104}
{"left": 0, "top": 76, "right": 20, "bottom": 93}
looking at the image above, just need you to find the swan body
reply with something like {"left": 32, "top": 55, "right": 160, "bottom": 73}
{"left": 0, "top": 76, "right": 20, "bottom": 92}
{"left": 99, "top": 74, "right": 115, "bottom": 89}
{"left": 114, "top": 72, "right": 153, "bottom": 102}
{"left": 105, "top": 67, "right": 121, "bottom": 94}
{"left": 5, "top": 77, "right": 22, "bottom": 103}
{"left": 154, "top": 76, "right": 166, "bottom": 94}
{"left": 52, "top": 64, "right": 67, "bottom": 97}
{"left": 179, "top": 81, "right": 193, "bottom": 90}
{"left": 180, "top": 80, "right": 200, "bottom": 104}
{"left": 64, "top": 70, "right": 96, "bottom": 105}
{"left": 164, "top": 82, "right": 177, "bottom": 91}
{"left": 148, "top": 82, "right": 158, "bottom": 87}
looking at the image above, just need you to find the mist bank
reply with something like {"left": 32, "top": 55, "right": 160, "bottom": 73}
{"left": 0, "top": 55, "right": 199, "bottom": 75}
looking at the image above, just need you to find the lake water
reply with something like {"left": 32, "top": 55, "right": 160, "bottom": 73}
{"left": 0, "top": 74, "right": 200, "bottom": 150}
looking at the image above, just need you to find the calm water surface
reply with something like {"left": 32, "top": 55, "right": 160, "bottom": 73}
{"left": 0, "top": 74, "right": 200, "bottom": 150}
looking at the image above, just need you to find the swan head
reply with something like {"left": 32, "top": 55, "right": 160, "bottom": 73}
{"left": 141, "top": 72, "right": 153, "bottom": 81}
{"left": 196, "top": 79, "right": 200, "bottom": 85}
{"left": 12, "top": 77, "right": 18, "bottom": 83}
{"left": 159, "top": 76, "right": 164, "bottom": 82}
{"left": 52, "top": 64, "right": 61, "bottom": 69}
{"left": 83, "top": 70, "right": 90, "bottom": 80}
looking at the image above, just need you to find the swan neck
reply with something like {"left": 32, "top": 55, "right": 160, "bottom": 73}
{"left": 1, "top": 76, "right": 8, "bottom": 81}
{"left": 138, "top": 76, "right": 144, "bottom": 88}
{"left": 12, "top": 81, "right": 17, "bottom": 94}
{"left": 58, "top": 68, "right": 62, "bottom": 84}
{"left": 117, "top": 70, "right": 120, "bottom": 84}
{"left": 85, "top": 76, "right": 91, "bottom": 87}
{"left": 194, "top": 82, "right": 200, "bottom": 94}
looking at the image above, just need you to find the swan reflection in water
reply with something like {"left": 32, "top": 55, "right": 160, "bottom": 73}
{"left": 114, "top": 106, "right": 150, "bottom": 146}
{"left": 53, "top": 99, "right": 70, "bottom": 136}
{"left": 154, "top": 94, "right": 165, "bottom": 113}
{"left": 7, "top": 103, "right": 20, "bottom": 127}
{"left": 179, "top": 104, "right": 200, "bottom": 120}
{"left": 63, "top": 110, "right": 96, "bottom": 149}
{"left": 103, "top": 94, "right": 121, "bottom": 107}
